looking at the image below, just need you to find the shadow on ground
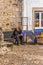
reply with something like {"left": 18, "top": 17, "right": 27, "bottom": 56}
{"left": 26, "top": 42, "right": 43, "bottom": 45}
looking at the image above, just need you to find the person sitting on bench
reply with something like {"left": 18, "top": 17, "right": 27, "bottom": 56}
{"left": 11, "top": 28, "right": 20, "bottom": 45}
{"left": 11, "top": 26, "right": 24, "bottom": 45}
{"left": 17, "top": 26, "right": 24, "bottom": 45}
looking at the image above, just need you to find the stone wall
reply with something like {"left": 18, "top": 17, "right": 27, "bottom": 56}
{"left": 0, "top": 0, "right": 22, "bottom": 31}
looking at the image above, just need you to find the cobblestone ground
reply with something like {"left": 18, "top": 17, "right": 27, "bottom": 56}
{"left": 0, "top": 42, "right": 43, "bottom": 65}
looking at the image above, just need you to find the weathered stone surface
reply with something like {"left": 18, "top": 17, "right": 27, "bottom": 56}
{"left": 0, "top": 42, "right": 43, "bottom": 65}
{"left": 0, "top": 0, "right": 22, "bottom": 31}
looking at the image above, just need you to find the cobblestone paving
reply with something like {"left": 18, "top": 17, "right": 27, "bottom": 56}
{"left": 0, "top": 43, "right": 43, "bottom": 65}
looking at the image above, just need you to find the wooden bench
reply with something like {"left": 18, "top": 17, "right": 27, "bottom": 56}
{"left": 3, "top": 31, "right": 15, "bottom": 43}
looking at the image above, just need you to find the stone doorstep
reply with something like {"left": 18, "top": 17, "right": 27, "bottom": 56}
{"left": 0, "top": 42, "right": 13, "bottom": 47}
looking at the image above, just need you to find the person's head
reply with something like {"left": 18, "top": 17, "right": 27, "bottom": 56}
{"left": 14, "top": 28, "right": 17, "bottom": 31}
{"left": 17, "top": 26, "right": 22, "bottom": 31}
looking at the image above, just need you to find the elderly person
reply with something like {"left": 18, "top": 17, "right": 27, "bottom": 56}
{"left": 17, "top": 26, "right": 24, "bottom": 45}
{"left": 11, "top": 26, "right": 24, "bottom": 45}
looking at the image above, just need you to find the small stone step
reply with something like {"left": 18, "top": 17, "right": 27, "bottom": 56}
{"left": 0, "top": 42, "right": 13, "bottom": 47}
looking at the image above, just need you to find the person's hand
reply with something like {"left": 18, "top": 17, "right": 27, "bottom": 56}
{"left": 19, "top": 34, "right": 23, "bottom": 36}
